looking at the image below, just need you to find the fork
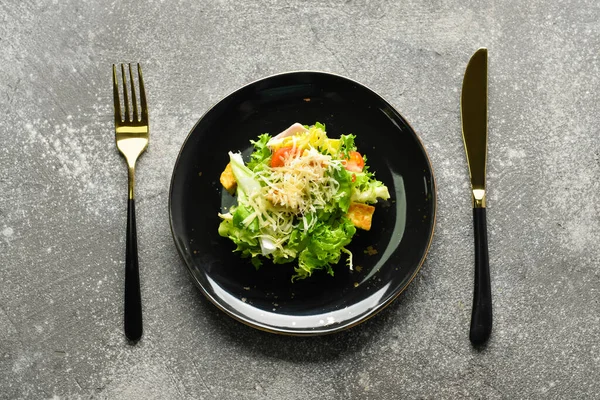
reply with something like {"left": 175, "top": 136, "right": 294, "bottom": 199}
{"left": 112, "top": 63, "right": 148, "bottom": 342}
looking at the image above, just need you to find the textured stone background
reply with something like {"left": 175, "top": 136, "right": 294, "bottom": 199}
{"left": 1, "top": 0, "right": 600, "bottom": 398}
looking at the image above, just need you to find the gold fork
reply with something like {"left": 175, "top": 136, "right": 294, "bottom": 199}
{"left": 112, "top": 63, "right": 148, "bottom": 342}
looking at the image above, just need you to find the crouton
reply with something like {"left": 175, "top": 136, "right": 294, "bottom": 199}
{"left": 347, "top": 202, "right": 375, "bottom": 231}
{"left": 219, "top": 163, "right": 237, "bottom": 194}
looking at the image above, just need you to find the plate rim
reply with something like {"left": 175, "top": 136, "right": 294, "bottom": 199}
{"left": 168, "top": 70, "right": 437, "bottom": 336}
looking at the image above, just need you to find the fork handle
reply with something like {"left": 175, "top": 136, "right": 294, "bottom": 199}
{"left": 124, "top": 197, "right": 143, "bottom": 342}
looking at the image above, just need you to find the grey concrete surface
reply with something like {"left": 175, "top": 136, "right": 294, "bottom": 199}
{"left": 1, "top": 0, "right": 599, "bottom": 398}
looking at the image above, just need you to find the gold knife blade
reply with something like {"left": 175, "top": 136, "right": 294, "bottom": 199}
{"left": 461, "top": 48, "right": 488, "bottom": 208}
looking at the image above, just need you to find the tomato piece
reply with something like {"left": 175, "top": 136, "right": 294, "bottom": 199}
{"left": 344, "top": 151, "right": 364, "bottom": 172}
{"left": 271, "top": 146, "right": 295, "bottom": 168}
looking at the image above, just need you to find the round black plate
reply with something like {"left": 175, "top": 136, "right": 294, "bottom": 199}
{"left": 169, "top": 71, "right": 436, "bottom": 335}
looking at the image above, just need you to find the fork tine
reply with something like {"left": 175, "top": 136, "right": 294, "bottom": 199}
{"left": 112, "top": 64, "right": 121, "bottom": 123}
{"left": 128, "top": 64, "right": 139, "bottom": 122}
{"left": 121, "top": 64, "right": 130, "bottom": 122}
{"left": 138, "top": 64, "right": 148, "bottom": 122}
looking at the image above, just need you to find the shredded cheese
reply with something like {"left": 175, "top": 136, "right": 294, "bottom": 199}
{"left": 257, "top": 148, "right": 342, "bottom": 216}
{"left": 231, "top": 146, "right": 346, "bottom": 252}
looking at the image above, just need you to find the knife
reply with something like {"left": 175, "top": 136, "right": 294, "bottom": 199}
{"left": 460, "top": 48, "right": 492, "bottom": 346}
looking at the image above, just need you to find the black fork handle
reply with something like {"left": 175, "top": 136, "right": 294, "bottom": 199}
{"left": 469, "top": 207, "right": 492, "bottom": 346}
{"left": 124, "top": 198, "right": 143, "bottom": 342}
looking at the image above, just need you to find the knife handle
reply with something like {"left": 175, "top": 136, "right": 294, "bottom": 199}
{"left": 469, "top": 207, "right": 492, "bottom": 346}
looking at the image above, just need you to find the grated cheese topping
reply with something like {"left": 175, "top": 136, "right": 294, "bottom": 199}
{"left": 229, "top": 145, "right": 346, "bottom": 251}
{"left": 258, "top": 148, "right": 342, "bottom": 213}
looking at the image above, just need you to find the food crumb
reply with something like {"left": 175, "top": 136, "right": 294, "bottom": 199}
{"left": 353, "top": 282, "right": 359, "bottom": 288}
{"left": 241, "top": 297, "right": 247, "bottom": 303}
{"left": 303, "top": 98, "right": 311, "bottom": 102}
{"left": 198, "top": 171, "right": 203, "bottom": 176}
{"left": 243, "top": 286, "right": 250, "bottom": 291}
{"left": 355, "top": 265, "right": 363, "bottom": 272}
{"left": 365, "top": 246, "right": 378, "bottom": 256}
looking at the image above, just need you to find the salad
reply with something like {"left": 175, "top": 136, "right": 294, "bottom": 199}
{"left": 218, "top": 122, "right": 390, "bottom": 280}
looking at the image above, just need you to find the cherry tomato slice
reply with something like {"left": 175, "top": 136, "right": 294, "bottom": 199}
{"left": 344, "top": 151, "right": 364, "bottom": 172}
{"left": 271, "top": 146, "right": 295, "bottom": 168}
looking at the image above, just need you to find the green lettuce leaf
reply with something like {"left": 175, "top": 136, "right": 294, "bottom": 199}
{"left": 293, "top": 217, "right": 356, "bottom": 280}
{"left": 331, "top": 166, "right": 352, "bottom": 213}
{"left": 351, "top": 172, "right": 390, "bottom": 203}
{"left": 228, "top": 152, "right": 261, "bottom": 196}
{"left": 247, "top": 133, "right": 272, "bottom": 171}
{"left": 218, "top": 219, "right": 261, "bottom": 258}
{"left": 339, "top": 134, "right": 357, "bottom": 159}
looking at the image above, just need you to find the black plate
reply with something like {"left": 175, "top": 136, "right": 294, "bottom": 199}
{"left": 169, "top": 71, "right": 436, "bottom": 335}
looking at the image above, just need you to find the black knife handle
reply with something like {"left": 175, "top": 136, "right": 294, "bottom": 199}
{"left": 124, "top": 198, "right": 143, "bottom": 342}
{"left": 469, "top": 207, "right": 492, "bottom": 346}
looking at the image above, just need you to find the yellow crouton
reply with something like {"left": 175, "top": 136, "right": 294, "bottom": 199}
{"left": 219, "top": 163, "right": 237, "bottom": 194}
{"left": 347, "top": 203, "right": 375, "bottom": 231}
